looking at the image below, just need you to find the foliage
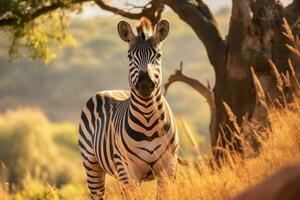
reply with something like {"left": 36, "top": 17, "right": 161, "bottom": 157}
{"left": 0, "top": 108, "right": 83, "bottom": 188}
{"left": 0, "top": 0, "right": 81, "bottom": 62}
{"left": 8, "top": 12, "right": 77, "bottom": 63}
{"left": 14, "top": 180, "right": 59, "bottom": 200}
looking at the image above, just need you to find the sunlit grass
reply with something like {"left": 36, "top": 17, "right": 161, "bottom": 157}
{"left": 1, "top": 99, "right": 300, "bottom": 199}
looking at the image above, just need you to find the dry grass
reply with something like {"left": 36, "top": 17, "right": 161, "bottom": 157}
{"left": 100, "top": 100, "right": 300, "bottom": 200}
{"left": 1, "top": 100, "right": 300, "bottom": 200}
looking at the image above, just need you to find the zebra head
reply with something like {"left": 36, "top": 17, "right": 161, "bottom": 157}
{"left": 117, "top": 18, "right": 170, "bottom": 98}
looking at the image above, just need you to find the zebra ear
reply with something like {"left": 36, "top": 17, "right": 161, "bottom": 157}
{"left": 154, "top": 20, "right": 170, "bottom": 42}
{"left": 117, "top": 21, "right": 135, "bottom": 42}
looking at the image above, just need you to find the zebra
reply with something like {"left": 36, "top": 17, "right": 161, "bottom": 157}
{"left": 78, "top": 17, "right": 178, "bottom": 200}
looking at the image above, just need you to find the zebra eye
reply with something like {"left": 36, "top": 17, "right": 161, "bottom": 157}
{"left": 128, "top": 55, "right": 133, "bottom": 60}
{"left": 156, "top": 53, "right": 161, "bottom": 59}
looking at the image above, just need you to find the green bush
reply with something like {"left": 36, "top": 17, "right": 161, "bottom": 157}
{"left": 14, "top": 179, "right": 59, "bottom": 200}
{"left": 0, "top": 108, "right": 83, "bottom": 188}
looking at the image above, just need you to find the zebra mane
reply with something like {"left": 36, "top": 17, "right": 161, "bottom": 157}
{"left": 137, "top": 17, "right": 153, "bottom": 39}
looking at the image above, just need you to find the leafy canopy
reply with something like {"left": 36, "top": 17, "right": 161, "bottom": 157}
{"left": 0, "top": 0, "right": 83, "bottom": 62}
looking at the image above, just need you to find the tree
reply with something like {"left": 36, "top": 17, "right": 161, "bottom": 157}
{"left": 1, "top": 0, "right": 300, "bottom": 163}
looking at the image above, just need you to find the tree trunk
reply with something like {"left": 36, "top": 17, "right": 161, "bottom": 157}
{"left": 163, "top": 0, "right": 300, "bottom": 164}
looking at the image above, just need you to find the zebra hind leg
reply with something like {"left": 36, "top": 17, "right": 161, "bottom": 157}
{"left": 82, "top": 158, "right": 106, "bottom": 200}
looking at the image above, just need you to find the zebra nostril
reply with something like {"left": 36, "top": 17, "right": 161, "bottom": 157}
{"left": 150, "top": 82, "right": 155, "bottom": 90}
{"left": 136, "top": 78, "right": 155, "bottom": 91}
{"left": 136, "top": 81, "right": 142, "bottom": 89}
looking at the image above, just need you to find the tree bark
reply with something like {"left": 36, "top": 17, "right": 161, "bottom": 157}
{"left": 162, "top": 0, "right": 300, "bottom": 163}
{"left": 162, "top": 0, "right": 226, "bottom": 70}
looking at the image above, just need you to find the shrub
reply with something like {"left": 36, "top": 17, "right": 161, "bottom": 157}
{"left": 0, "top": 108, "right": 82, "bottom": 189}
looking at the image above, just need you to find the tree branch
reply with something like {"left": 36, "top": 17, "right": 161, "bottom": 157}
{"left": 94, "top": 0, "right": 164, "bottom": 25}
{"left": 0, "top": 0, "right": 165, "bottom": 27}
{"left": 161, "top": 0, "right": 226, "bottom": 70}
{"left": 0, "top": 0, "right": 91, "bottom": 27}
{"left": 164, "top": 62, "right": 213, "bottom": 101}
{"left": 164, "top": 62, "right": 216, "bottom": 141}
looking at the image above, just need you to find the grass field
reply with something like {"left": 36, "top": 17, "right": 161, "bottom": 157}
{"left": 1, "top": 98, "right": 300, "bottom": 200}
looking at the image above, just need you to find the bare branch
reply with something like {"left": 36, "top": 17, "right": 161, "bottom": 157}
{"left": 0, "top": 0, "right": 165, "bottom": 27}
{"left": 164, "top": 61, "right": 216, "bottom": 140}
{"left": 94, "top": 0, "right": 142, "bottom": 19}
{"left": 164, "top": 62, "right": 213, "bottom": 101}
{"left": 125, "top": 2, "right": 151, "bottom": 9}
{"left": 94, "top": 0, "right": 164, "bottom": 25}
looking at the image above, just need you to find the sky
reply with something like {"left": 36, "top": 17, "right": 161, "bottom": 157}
{"left": 81, "top": 0, "right": 294, "bottom": 18}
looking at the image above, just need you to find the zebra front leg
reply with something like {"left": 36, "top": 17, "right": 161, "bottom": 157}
{"left": 153, "top": 153, "right": 177, "bottom": 200}
{"left": 114, "top": 155, "right": 138, "bottom": 200}
{"left": 119, "top": 181, "right": 139, "bottom": 200}
{"left": 82, "top": 157, "right": 106, "bottom": 200}
{"left": 156, "top": 170, "right": 177, "bottom": 200}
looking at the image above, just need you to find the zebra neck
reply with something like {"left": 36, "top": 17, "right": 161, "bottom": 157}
{"left": 129, "top": 88, "right": 164, "bottom": 121}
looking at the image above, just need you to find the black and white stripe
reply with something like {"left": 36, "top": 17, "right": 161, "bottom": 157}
{"left": 79, "top": 20, "right": 178, "bottom": 200}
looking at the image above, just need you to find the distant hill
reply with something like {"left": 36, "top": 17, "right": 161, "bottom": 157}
{"left": 0, "top": 10, "right": 230, "bottom": 136}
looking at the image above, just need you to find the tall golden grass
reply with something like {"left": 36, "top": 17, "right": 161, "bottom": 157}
{"left": 1, "top": 100, "right": 300, "bottom": 199}
{"left": 100, "top": 100, "right": 300, "bottom": 200}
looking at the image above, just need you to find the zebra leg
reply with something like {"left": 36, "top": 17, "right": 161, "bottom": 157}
{"left": 120, "top": 181, "right": 142, "bottom": 200}
{"left": 153, "top": 153, "right": 177, "bottom": 200}
{"left": 155, "top": 172, "right": 176, "bottom": 200}
{"left": 119, "top": 182, "right": 138, "bottom": 200}
{"left": 114, "top": 155, "right": 138, "bottom": 200}
{"left": 82, "top": 157, "right": 106, "bottom": 200}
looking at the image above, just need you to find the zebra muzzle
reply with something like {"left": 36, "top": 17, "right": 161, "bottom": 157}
{"left": 136, "top": 72, "right": 155, "bottom": 97}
